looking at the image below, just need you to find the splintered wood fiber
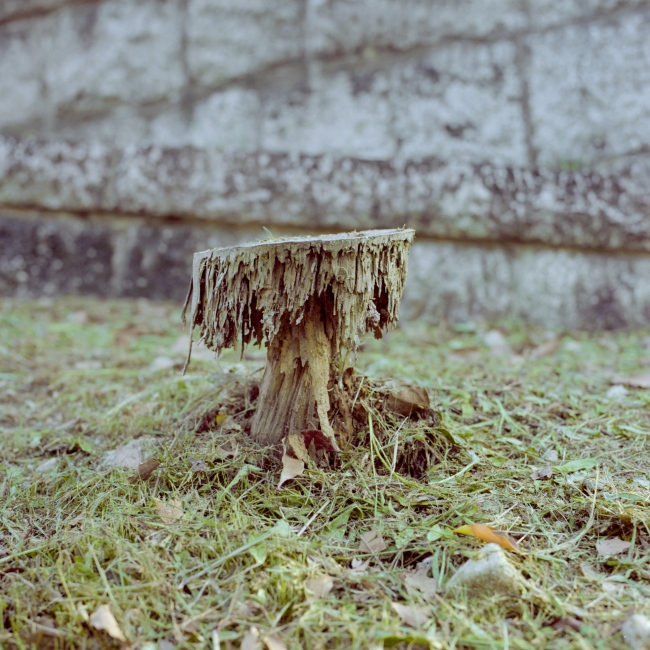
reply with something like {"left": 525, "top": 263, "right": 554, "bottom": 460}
{"left": 185, "top": 229, "right": 414, "bottom": 356}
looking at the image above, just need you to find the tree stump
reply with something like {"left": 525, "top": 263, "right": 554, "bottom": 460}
{"left": 182, "top": 229, "right": 415, "bottom": 447}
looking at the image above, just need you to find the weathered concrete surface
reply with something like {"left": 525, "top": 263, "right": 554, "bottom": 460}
{"left": 1, "top": 0, "right": 650, "bottom": 326}
{"left": 3, "top": 209, "right": 650, "bottom": 330}
{"left": 1, "top": 137, "right": 649, "bottom": 253}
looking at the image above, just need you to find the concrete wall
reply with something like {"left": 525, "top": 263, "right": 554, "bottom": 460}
{"left": 1, "top": 0, "right": 650, "bottom": 328}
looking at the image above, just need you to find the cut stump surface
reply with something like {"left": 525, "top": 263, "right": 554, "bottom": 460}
{"left": 183, "top": 229, "right": 415, "bottom": 447}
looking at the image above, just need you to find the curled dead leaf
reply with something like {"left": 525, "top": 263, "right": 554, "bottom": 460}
{"left": 262, "top": 634, "right": 287, "bottom": 650}
{"left": 531, "top": 465, "right": 553, "bottom": 480}
{"left": 89, "top": 604, "right": 127, "bottom": 643}
{"left": 391, "top": 602, "right": 430, "bottom": 628}
{"left": 358, "top": 529, "right": 388, "bottom": 554}
{"left": 596, "top": 537, "right": 631, "bottom": 557}
{"left": 127, "top": 458, "right": 160, "bottom": 483}
{"left": 612, "top": 374, "right": 650, "bottom": 389}
{"left": 287, "top": 433, "right": 310, "bottom": 463}
{"left": 155, "top": 499, "right": 184, "bottom": 524}
{"left": 401, "top": 557, "right": 438, "bottom": 601}
{"left": 385, "top": 382, "right": 432, "bottom": 418}
{"left": 453, "top": 523, "right": 522, "bottom": 554}
{"left": 241, "top": 626, "right": 261, "bottom": 650}
{"left": 278, "top": 440, "right": 305, "bottom": 488}
{"left": 304, "top": 574, "right": 334, "bottom": 599}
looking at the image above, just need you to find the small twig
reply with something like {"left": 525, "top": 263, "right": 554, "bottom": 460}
{"left": 297, "top": 501, "right": 330, "bottom": 538}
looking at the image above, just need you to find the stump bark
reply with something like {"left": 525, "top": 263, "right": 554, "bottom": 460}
{"left": 182, "top": 229, "right": 415, "bottom": 447}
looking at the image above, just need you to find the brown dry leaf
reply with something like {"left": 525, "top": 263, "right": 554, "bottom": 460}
{"left": 596, "top": 537, "right": 631, "bottom": 557}
{"left": 612, "top": 374, "right": 650, "bottom": 388}
{"left": 188, "top": 458, "right": 209, "bottom": 472}
{"left": 391, "top": 602, "right": 430, "bottom": 629}
{"left": 358, "top": 529, "right": 388, "bottom": 554}
{"left": 304, "top": 574, "right": 334, "bottom": 599}
{"left": 155, "top": 499, "right": 184, "bottom": 524}
{"left": 531, "top": 465, "right": 553, "bottom": 480}
{"left": 262, "top": 635, "right": 287, "bottom": 650}
{"left": 453, "top": 524, "right": 522, "bottom": 554}
{"left": 402, "top": 558, "right": 438, "bottom": 600}
{"left": 241, "top": 626, "right": 261, "bottom": 650}
{"left": 277, "top": 444, "right": 305, "bottom": 488}
{"left": 128, "top": 458, "right": 160, "bottom": 484}
{"left": 214, "top": 443, "right": 237, "bottom": 459}
{"left": 551, "top": 617, "right": 582, "bottom": 632}
{"left": 287, "top": 433, "right": 310, "bottom": 463}
{"left": 89, "top": 604, "right": 127, "bottom": 642}
{"left": 385, "top": 382, "right": 432, "bottom": 418}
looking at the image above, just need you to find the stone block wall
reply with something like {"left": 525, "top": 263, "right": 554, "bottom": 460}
{"left": 1, "top": 0, "right": 650, "bottom": 328}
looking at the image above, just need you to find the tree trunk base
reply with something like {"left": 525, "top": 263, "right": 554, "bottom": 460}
{"left": 249, "top": 298, "right": 340, "bottom": 449}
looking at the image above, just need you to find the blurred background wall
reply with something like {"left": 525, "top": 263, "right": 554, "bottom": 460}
{"left": 1, "top": 0, "right": 649, "bottom": 328}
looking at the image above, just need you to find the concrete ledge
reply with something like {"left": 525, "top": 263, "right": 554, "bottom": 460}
{"left": 1, "top": 137, "right": 649, "bottom": 254}
{"left": 3, "top": 209, "right": 649, "bottom": 329}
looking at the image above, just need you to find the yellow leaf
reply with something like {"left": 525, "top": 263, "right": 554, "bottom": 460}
{"left": 453, "top": 523, "right": 522, "bottom": 554}
{"left": 215, "top": 413, "right": 228, "bottom": 424}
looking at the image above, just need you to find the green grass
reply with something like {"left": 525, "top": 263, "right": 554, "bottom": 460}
{"left": 1, "top": 297, "right": 649, "bottom": 649}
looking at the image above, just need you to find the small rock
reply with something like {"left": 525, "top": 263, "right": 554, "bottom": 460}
{"left": 607, "top": 385, "right": 629, "bottom": 400}
{"left": 483, "top": 330, "right": 512, "bottom": 356}
{"left": 543, "top": 448, "right": 559, "bottom": 462}
{"left": 148, "top": 356, "right": 175, "bottom": 372}
{"left": 622, "top": 614, "right": 650, "bottom": 650}
{"left": 444, "top": 543, "right": 525, "bottom": 598}
{"left": 35, "top": 458, "right": 59, "bottom": 474}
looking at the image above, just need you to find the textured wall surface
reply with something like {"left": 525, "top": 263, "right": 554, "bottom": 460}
{"left": 1, "top": 0, "right": 650, "bottom": 328}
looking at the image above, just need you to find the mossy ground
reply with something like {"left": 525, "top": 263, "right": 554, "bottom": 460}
{"left": 1, "top": 297, "right": 649, "bottom": 649}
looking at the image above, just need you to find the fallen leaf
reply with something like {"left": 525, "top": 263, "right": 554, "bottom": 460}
{"left": 215, "top": 413, "right": 228, "bottom": 425}
{"left": 300, "top": 429, "right": 337, "bottom": 453}
{"left": 101, "top": 438, "right": 156, "bottom": 470}
{"left": 214, "top": 443, "right": 237, "bottom": 459}
{"left": 531, "top": 465, "right": 553, "bottom": 480}
{"left": 612, "top": 374, "right": 650, "bottom": 389}
{"left": 391, "top": 602, "right": 430, "bottom": 628}
{"left": 128, "top": 458, "right": 160, "bottom": 483}
{"left": 155, "top": 499, "right": 184, "bottom": 524}
{"left": 241, "top": 626, "right": 261, "bottom": 650}
{"left": 554, "top": 457, "right": 598, "bottom": 473}
{"left": 287, "top": 433, "right": 310, "bottom": 463}
{"left": 551, "top": 617, "right": 582, "bottom": 632}
{"left": 89, "top": 604, "right": 127, "bottom": 642}
{"left": 277, "top": 442, "right": 305, "bottom": 488}
{"left": 385, "top": 382, "right": 432, "bottom": 418}
{"left": 304, "top": 574, "right": 334, "bottom": 599}
{"left": 543, "top": 448, "right": 559, "bottom": 462}
{"left": 401, "top": 558, "right": 438, "bottom": 600}
{"left": 358, "top": 529, "right": 388, "bottom": 554}
{"left": 349, "top": 558, "right": 370, "bottom": 575}
{"left": 596, "top": 537, "right": 631, "bottom": 557}
{"left": 188, "top": 458, "right": 209, "bottom": 472}
{"left": 453, "top": 524, "right": 522, "bottom": 554}
{"left": 262, "top": 634, "right": 287, "bottom": 650}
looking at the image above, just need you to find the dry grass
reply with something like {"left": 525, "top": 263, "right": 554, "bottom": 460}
{"left": 1, "top": 297, "right": 649, "bottom": 649}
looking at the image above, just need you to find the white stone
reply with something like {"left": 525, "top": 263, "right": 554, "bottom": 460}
{"left": 622, "top": 614, "right": 650, "bottom": 650}
{"left": 444, "top": 543, "right": 525, "bottom": 598}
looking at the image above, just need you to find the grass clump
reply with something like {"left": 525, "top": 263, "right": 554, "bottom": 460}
{"left": 1, "top": 297, "right": 649, "bottom": 649}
